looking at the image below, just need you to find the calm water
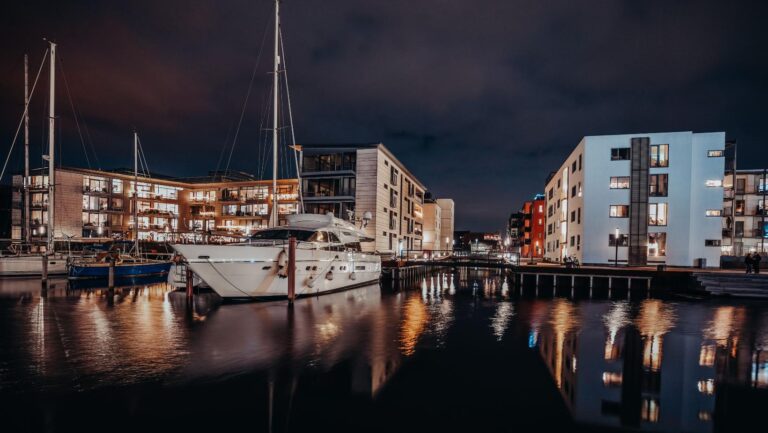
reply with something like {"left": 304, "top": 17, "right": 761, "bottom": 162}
{"left": 0, "top": 269, "right": 767, "bottom": 433}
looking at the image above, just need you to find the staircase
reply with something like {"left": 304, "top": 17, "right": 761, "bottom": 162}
{"left": 693, "top": 273, "right": 768, "bottom": 298}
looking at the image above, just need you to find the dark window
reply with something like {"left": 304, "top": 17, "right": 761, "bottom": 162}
{"left": 570, "top": 210, "right": 575, "bottom": 222}
{"left": 571, "top": 185, "right": 577, "bottom": 198}
{"left": 608, "top": 234, "right": 629, "bottom": 246}
{"left": 611, "top": 148, "right": 631, "bottom": 160}
{"left": 736, "top": 179, "right": 746, "bottom": 194}
{"left": 572, "top": 160, "right": 577, "bottom": 173}
{"left": 735, "top": 221, "right": 744, "bottom": 237}
{"left": 578, "top": 154, "right": 582, "bottom": 171}
{"left": 577, "top": 208, "right": 581, "bottom": 224}
{"left": 704, "top": 240, "right": 721, "bottom": 247}
{"left": 570, "top": 236, "right": 575, "bottom": 247}
{"left": 250, "top": 229, "right": 315, "bottom": 241}
{"left": 649, "top": 174, "right": 668, "bottom": 197}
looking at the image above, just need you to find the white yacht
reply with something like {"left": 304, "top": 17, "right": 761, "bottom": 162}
{"left": 172, "top": 214, "right": 381, "bottom": 300}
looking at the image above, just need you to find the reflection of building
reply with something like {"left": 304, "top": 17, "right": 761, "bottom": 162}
{"left": 12, "top": 167, "right": 298, "bottom": 243}
{"left": 543, "top": 131, "right": 725, "bottom": 267}
{"left": 528, "top": 299, "right": 768, "bottom": 433}
{"left": 722, "top": 168, "right": 767, "bottom": 255}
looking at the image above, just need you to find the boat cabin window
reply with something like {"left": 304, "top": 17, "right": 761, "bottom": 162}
{"left": 250, "top": 229, "right": 315, "bottom": 241}
{"left": 309, "top": 231, "right": 341, "bottom": 244}
{"left": 345, "top": 242, "right": 362, "bottom": 252}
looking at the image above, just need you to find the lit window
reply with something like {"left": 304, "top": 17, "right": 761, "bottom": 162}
{"left": 697, "top": 379, "right": 715, "bottom": 395}
{"left": 648, "top": 232, "right": 666, "bottom": 256}
{"left": 705, "top": 179, "right": 723, "bottom": 187}
{"left": 610, "top": 176, "right": 630, "bottom": 189}
{"left": 602, "top": 372, "right": 622, "bottom": 387}
{"left": 705, "top": 209, "right": 722, "bottom": 217}
{"left": 649, "top": 203, "right": 667, "bottom": 226}
{"left": 699, "top": 345, "right": 716, "bottom": 366}
{"left": 707, "top": 150, "right": 724, "bottom": 157}
{"left": 650, "top": 144, "right": 669, "bottom": 167}
{"left": 609, "top": 205, "right": 629, "bottom": 218}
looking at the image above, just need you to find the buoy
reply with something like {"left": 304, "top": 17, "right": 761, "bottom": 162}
{"left": 306, "top": 275, "right": 315, "bottom": 288}
{"left": 277, "top": 250, "right": 288, "bottom": 278}
{"left": 326, "top": 271, "right": 334, "bottom": 280}
{"left": 350, "top": 272, "right": 357, "bottom": 280}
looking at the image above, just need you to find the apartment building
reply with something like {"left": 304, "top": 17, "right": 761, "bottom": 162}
{"left": 422, "top": 198, "right": 442, "bottom": 251}
{"left": 300, "top": 143, "right": 433, "bottom": 254}
{"left": 544, "top": 131, "right": 725, "bottom": 267}
{"left": 722, "top": 169, "right": 767, "bottom": 255}
{"left": 11, "top": 167, "right": 298, "bottom": 243}
{"left": 522, "top": 194, "right": 546, "bottom": 259}
{"left": 436, "top": 198, "right": 455, "bottom": 250}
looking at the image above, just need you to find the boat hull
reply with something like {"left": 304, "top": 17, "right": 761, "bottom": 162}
{"left": 0, "top": 255, "right": 69, "bottom": 277}
{"left": 172, "top": 244, "right": 381, "bottom": 299}
{"left": 68, "top": 261, "right": 172, "bottom": 279}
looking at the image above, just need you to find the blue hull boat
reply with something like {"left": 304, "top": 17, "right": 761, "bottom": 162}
{"left": 68, "top": 260, "right": 172, "bottom": 280}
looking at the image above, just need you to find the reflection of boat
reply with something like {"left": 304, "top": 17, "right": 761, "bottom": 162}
{"left": 173, "top": 214, "right": 381, "bottom": 300}
{"left": 67, "top": 274, "right": 169, "bottom": 290}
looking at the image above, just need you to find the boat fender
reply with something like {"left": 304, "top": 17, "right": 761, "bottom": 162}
{"left": 277, "top": 249, "right": 288, "bottom": 278}
{"left": 306, "top": 275, "right": 315, "bottom": 288}
{"left": 350, "top": 272, "right": 357, "bottom": 281}
{"left": 326, "top": 270, "right": 333, "bottom": 281}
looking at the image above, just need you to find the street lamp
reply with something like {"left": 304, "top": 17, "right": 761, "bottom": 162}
{"left": 614, "top": 227, "right": 620, "bottom": 267}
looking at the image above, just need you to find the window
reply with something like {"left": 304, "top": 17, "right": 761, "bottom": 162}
{"left": 610, "top": 205, "right": 629, "bottom": 218}
{"left": 648, "top": 233, "right": 666, "bottom": 257}
{"left": 577, "top": 235, "right": 581, "bottom": 250}
{"left": 649, "top": 203, "right": 667, "bottom": 226}
{"left": 547, "top": 224, "right": 553, "bottom": 235}
{"left": 570, "top": 236, "right": 575, "bottom": 247}
{"left": 570, "top": 210, "right": 576, "bottom": 222}
{"left": 571, "top": 185, "right": 577, "bottom": 198}
{"left": 650, "top": 144, "right": 669, "bottom": 167}
{"left": 572, "top": 160, "right": 577, "bottom": 174}
{"left": 705, "top": 240, "right": 721, "bottom": 247}
{"left": 611, "top": 148, "right": 631, "bottom": 160}
{"left": 735, "top": 200, "right": 745, "bottom": 215}
{"left": 577, "top": 208, "right": 581, "bottom": 224}
{"left": 649, "top": 174, "right": 668, "bottom": 197}
{"left": 705, "top": 179, "right": 722, "bottom": 187}
{"left": 578, "top": 183, "right": 582, "bottom": 197}
{"left": 548, "top": 188, "right": 554, "bottom": 200}
{"left": 608, "top": 234, "right": 629, "bottom": 246}
{"left": 736, "top": 179, "right": 746, "bottom": 193}
{"left": 390, "top": 167, "right": 399, "bottom": 185}
{"left": 707, "top": 150, "right": 724, "bottom": 157}
{"left": 610, "top": 176, "right": 630, "bottom": 189}
{"left": 578, "top": 154, "right": 582, "bottom": 171}
{"left": 705, "top": 209, "right": 722, "bottom": 217}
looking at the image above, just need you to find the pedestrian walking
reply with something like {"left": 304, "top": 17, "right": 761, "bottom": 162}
{"left": 754, "top": 252, "right": 762, "bottom": 274}
{"left": 745, "top": 253, "right": 753, "bottom": 274}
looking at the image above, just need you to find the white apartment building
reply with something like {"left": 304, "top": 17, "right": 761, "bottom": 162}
{"left": 422, "top": 200, "right": 442, "bottom": 251}
{"left": 722, "top": 169, "right": 767, "bottom": 255}
{"left": 544, "top": 131, "right": 725, "bottom": 267}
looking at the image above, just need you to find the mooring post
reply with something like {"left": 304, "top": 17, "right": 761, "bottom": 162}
{"left": 535, "top": 274, "right": 539, "bottom": 288}
{"left": 571, "top": 275, "right": 575, "bottom": 288}
{"left": 41, "top": 254, "right": 48, "bottom": 287}
{"left": 589, "top": 276, "right": 594, "bottom": 289}
{"left": 185, "top": 265, "right": 193, "bottom": 300}
{"left": 608, "top": 277, "right": 613, "bottom": 289}
{"left": 287, "top": 236, "right": 296, "bottom": 305}
{"left": 108, "top": 258, "right": 116, "bottom": 290}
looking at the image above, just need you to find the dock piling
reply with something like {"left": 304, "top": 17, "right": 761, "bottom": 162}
{"left": 287, "top": 236, "right": 296, "bottom": 304}
{"left": 108, "top": 258, "right": 115, "bottom": 289}
{"left": 41, "top": 254, "right": 48, "bottom": 287}
{"left": 185, "top": 265, "right": 193, "bottom": 300}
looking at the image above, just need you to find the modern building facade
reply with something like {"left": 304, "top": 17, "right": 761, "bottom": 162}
{"left": 436, "top": 198, "right": 455, "bottom": 250}
{"left": 521, "top": 194, "right": 546, "bottom": 259}
{"left": 422, "top": 198, "right": 442, "bottom": 251}
{"left": 722, "top": 169, "right": 767, "bottom": 255}
{"left": 300, "top": 143, "right": 440, "bottom": 254}
{"left": 543, "top": 131, "right": 725, "bottom": 267}
{"left": 11, "top": 167, "right": 299, "bottom": 244}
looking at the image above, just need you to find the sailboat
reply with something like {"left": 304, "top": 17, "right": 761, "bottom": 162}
{"left": 171, "top": 0, "right": 381, "bottom": 300}
{"left": 0, "top": 41, "right": 68, "bottom": 276}
{"left": 67, "top": 132, "right": 172, "bottom": 280}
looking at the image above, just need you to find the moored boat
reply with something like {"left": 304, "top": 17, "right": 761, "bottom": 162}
{"left": 68, "top": 255, "right": 172, "bottom": 279}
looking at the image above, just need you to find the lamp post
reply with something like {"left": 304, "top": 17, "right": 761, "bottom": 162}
{"left": 614, "top": 227, "right": 620, "bottom": 267}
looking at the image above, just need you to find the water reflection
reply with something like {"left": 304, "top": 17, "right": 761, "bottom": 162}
{"left": 527, "top": 298, "right": 768, "bottom": 432}
{"left": 1, "top": 270, "right": 767, "bottom": 433}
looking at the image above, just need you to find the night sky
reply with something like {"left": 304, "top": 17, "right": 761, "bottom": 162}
{"left": 2, "top": 0, "right": 768, "bottom": 231}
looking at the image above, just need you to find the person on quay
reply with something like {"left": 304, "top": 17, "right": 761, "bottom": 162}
{"left": 745, "top": 253, "right": 753, "bottom": 274}
{"left": 754, "top": 252, "right": 762, "bottom": 274}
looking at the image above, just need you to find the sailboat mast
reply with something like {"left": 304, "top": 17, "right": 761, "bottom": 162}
{"left": 134, "top": 131, "right": 140, "bottom": 254}
{"left": 270, "top": 0, "right": 280, "bottom": 228}
{"left": 24, "top": 54, "right": 30, "bottom": 245}
{"left": 47, "top": 41, "right": 56, "bottom": 253}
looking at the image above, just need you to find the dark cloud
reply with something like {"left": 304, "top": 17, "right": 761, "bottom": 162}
{"left": 2, "top": 0, "right": 767, "bottom": 231}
